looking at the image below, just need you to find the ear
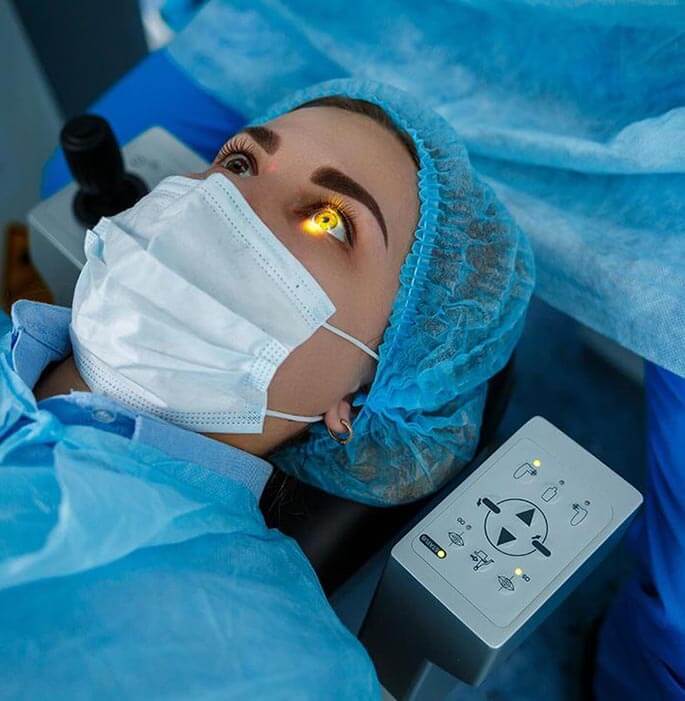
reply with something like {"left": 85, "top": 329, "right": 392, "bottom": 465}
{"left": 323, "top": 395, "right": 353, "bottom": 434}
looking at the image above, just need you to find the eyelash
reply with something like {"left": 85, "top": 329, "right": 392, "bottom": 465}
{"left": 215, "top": 137, "right": 358, "bottom": 248}
{"left": 215, "top": 135, "right": 257, "bottom": 167}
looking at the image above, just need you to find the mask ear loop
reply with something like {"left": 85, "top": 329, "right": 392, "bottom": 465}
{"left": 320, "top": 323, "right": 377, "bottom": 444}
{"left": 265, "top": 323, "right": 379, "bottom": 429}
{"left": 265, "top": 409, "right": 324, "bottom": 422}
{"left": 322, "top": 322, "right": 379, "bottom": 361}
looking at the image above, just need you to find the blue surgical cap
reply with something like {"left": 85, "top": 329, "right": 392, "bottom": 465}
{"left": 253, "top": 79, "right": 535, "bottom": 506}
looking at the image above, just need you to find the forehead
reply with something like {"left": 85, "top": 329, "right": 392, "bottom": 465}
{"left": 264, "top": 106, "right": 417, "bottom": 182}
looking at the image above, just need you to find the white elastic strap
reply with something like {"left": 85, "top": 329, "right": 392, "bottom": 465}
{"left": 265, "top": 323, "right": 378, "bottom": 424}
{"left": 322, "top": 322, "right": 379, "bottom": 361}
{"left": 265, "top": 409, "right": 325, "bottom": 423}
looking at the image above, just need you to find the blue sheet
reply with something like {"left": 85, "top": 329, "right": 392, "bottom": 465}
{"left": 0, "top": 318, "right": 380, "bottom": 699}
{"left": 166, "top": 0, "right": 685, "bottom": 376}
{"left": 595, "top": 361, "right": 685, "bottom": 698}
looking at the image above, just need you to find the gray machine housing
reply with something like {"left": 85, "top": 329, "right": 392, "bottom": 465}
{"left": 361, "top": 416, "right": 642, "bottom": 697}
{"left": 28, "top": 127, "right": 208, "bottom": 307}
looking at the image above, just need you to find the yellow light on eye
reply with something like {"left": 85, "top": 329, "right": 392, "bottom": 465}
{"left": 532, "top": 459, "right": 542, "bottom": 468}
{"left": 437, "top": 550, "right": 446, "bottom": 559}
{"left": 314, "top": 209, "right": 339, "bottom": 231}
{"left": 301, "top": 218, "right": 325, "bottom": 236}
{"left": 514, "top": 567, "right": 524, "bottom": 577}
{"left": 301, "top": 209, "right": 340, "bottom": 237}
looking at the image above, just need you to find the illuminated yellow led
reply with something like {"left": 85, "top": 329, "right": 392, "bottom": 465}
{"left": 437, "top": 550, "right": 446, "bottom": 559}
{"left": 514, "top": 567, "right": 524, "bottom": 577}
{"left": 532, "top": 459, "right": 542, "bottom": 468}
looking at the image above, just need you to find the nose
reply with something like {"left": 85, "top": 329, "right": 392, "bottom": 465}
{"left": 218, "top": 169, "right": 295, "bottom": 247}
{"left": 198, "top": 165, "right": 296, "bottom": 248}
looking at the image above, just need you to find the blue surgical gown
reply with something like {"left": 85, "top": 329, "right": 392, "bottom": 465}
{"left": 0, "top": 300, "right": 380, "bottom": 700}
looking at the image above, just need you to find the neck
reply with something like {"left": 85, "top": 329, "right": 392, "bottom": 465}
{"left": 33, "top": 355, "right": 90, "bottom": 400}
{"left": 33, "top": 355, "right": 302, "bottom": 457}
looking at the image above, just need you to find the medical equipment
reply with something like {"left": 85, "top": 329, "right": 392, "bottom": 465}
{"left": 360, "top": 416, "right": 642, "bottom": 698}
{"left": 61, "top": 115, "right": 148, "bottom": 228}
{"left": 20, "top": 9, "right": 664, "bottom": 688}
{"left": 25, "top": 121, "right": 642, "bottom": 700}
{"left": 29, "top": 125, "right": 205, "bottom": 306}
{"left": 70, "top": 173, "right": 378, "bottom": 433}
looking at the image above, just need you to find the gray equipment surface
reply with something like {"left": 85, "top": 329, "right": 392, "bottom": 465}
{"left": 360, "top": 416, "right": 642, "bottom": 699}
{"left": 28, "top": 127, "right": 208, "bottom": 306}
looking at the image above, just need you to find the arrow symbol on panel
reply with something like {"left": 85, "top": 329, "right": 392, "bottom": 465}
{"left": 497, "top": 527, "right": 517, "bottom": 546}
{"left": 516, "top": 509, "right": 535, "bottom": 527}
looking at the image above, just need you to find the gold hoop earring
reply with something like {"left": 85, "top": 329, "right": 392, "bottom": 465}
{"left": 327, "top": 418, "right": 353, "bottom": 445}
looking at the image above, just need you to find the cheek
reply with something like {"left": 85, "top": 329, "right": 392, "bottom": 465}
{"left": 269, "top": 329, "right": 361, "bottom": 407}
{"left": 352, "top": 266, "right": 399, "bottom": 330}
{"left": 285, "top": 231, "right": 352, "bottom": 300}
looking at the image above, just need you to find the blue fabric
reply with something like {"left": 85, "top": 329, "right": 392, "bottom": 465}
{"left": 252, "top": 79, "right": 535, "bottom": 505}
{"left": 41, "top": 49, "right": 246, "bottom": 199}
{"left": 160, "top": 0, "right": 208, "bottom": 31}
{"left": 595, "top": 361, "right": 685, "bottom": 699}
{"left": 8, "top": 300, "right": 272, "bottom": 499}
{"left": 0, "top": 310, "right": 9, "bottom": 338}
{"left": 167, "top": 0, "right": 685, "bottom": 377}
{"left": 0, "top": 300, "right": 380, "bottom": 699}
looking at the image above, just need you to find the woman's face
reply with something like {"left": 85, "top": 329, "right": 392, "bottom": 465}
{"left": 196, "top": 106, "right": 419, "bottom": 456}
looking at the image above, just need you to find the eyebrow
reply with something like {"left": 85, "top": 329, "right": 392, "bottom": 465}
{"left": 239, "top": 126, "right": 388, "bottom": 249}
{"left": 243, "top": 125, "right": 280, "bottom": 154}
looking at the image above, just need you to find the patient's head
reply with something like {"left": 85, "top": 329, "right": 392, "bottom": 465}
{"left": 197, "top": 97, "right": 420, "bottom": 456}
{"left": 45, "top": 80, "right": 532, "bottom": 505}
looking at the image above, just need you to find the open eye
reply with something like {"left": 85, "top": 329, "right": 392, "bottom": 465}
{"left": 220, "top": 152, "right": 255, "bottom": 178}
{"left": 313, "top": 209, "right": 346, "bottom": 242}
{"left": 305, "top": 207, "right": 349, "bottom": 244}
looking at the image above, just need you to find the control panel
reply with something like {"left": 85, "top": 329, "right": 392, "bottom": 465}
{"left": 412, "top": 436, "right": 611, "bottom": 627}
{"left": 360, "top": 416, "right": 642, "bottom": 695}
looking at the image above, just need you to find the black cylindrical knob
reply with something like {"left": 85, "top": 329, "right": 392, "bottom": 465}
{"left": 60, "top": 115, "right": 148, "bottom": 228}
{"left": 61, "top": 115, "right": 125, "bottom": 196}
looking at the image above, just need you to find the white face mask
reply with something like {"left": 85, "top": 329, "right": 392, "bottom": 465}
{"left": 70, "top": 173, "right": 379, "bottom": 433}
